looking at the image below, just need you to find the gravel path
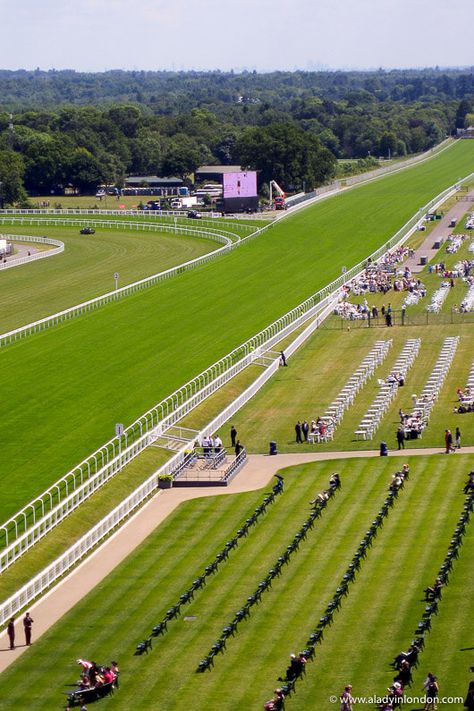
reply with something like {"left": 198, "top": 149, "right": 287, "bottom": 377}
{"left": 1, "top": 445, "right": 473, "bottom": 672}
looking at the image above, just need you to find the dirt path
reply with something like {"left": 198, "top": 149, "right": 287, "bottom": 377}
{"left": 404, "top": 190, "right": 474, "bottom": 273}
{"left": 1, "top": 445, "right": 473, "bottom": 673}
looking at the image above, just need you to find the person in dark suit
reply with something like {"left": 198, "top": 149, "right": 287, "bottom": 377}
{"left": 7, "top": 617, "right": 15, "bottom": 650}
{"left": 295, "top": 421, "right": 302, "bottom": 444}
{"left": 23, "top": 612, "right": 34, "bottom": 646}
{"left": 396, "top": 427, "right": 405, "bottom": 450}
{"left": 302, "top": 420, "right": 309, "bottom": 442}
{"left": 235, "top": 440, "right": 244, "bottom": 457}
{"left": 230, "top": 425, "right": 237, "bottom": 448}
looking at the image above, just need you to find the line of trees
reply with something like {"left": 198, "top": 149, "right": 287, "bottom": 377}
{"left": 0, "top": 69, "right": 472, "bottom": 204}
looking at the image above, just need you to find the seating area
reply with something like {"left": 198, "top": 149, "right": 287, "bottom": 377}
{"left": 355, "top": 339, "right": 421, "bottom": 440}
{"left": 65, "top": 660, "right": 118, "bottom": 707}
{"left": 381, "top": 488, "right": 474, "bottom": 709}
{"left": 445, "top": 234, "right": 466, "bottom": 253}
{"left": 198, "top": 481, "right": 339, "bottom": 673}
{"left": 264, "top": 468, "right": 409, "bottom": 705}
{"left": 135, "top": 477, "right": 284, "bottom": 655}
{"left": 454, "top": 362, "right": 474, "bottom": 413}
{"left": 460, "top": 282, "right": 474, "bottom": 312}
{"left": 399, "top": 336, "right": 459, "bottom": 440}
{"left": 427, "top": 282, "right": 450, "bottom": 312}
{"left": 325, "top": 340, "right": 392, "bottom": 440}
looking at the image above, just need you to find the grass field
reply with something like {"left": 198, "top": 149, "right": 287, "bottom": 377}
{"left": 0, "top": 454, "right": 471, "bottom": 710}
{"left": 0, "top": 224, "right": 229, "bottom": 332}
{"left": 1, "top": 141, "right": 474, "bottom": 527}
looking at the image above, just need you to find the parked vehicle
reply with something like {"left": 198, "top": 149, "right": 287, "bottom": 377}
{"left": 187, "top": 210, "right": 202, "bottom": 219}
{"left": 80, "top": 227, "right": 95, "bottom": 234}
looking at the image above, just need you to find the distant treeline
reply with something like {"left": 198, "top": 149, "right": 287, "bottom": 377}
{"left": 0, "top": 68, "right": 473, "bottom": 205}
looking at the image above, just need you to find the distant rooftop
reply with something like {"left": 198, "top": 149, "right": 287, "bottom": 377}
{"left": 195, "top": 165, "right": 242, "bottom": 176}
{"left": 124, "top": 176, "right": 183, "bottom": 186}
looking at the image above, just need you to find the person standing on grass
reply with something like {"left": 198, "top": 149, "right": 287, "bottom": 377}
{"left": 423, "top": 673, "right": 439, "bottom": 711}
{"left": 7, "top": 617, "right": 15, "bottom": 650}
{"left": 396, "top": 426, "right": 405, "bottom": 450}
{"left": 302, "top": 420, "right": 309, "bottom": 442}
{"left": 23, "top": 612, "right": 34, "bottom": 646}
{"left": 230, "top": 425, "right": 237, "bottom": 448}
{"left": 295, "top": 421, "right": 302, "bottom": 444}
{"left": 464, "top": 681, "right": 474, "bottom": 711}
{"left": 340, "top": 684, "right": 354, "bottom": 711}
{"left": 455, "top": 426, "right": 461, "bottom": 449}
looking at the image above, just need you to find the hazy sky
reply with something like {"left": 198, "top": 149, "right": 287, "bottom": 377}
{"left": 0, "top": 0, "right": 472, "bottom": 73}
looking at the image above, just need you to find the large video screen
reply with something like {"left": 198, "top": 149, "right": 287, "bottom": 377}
{"left": 223, "top": 171, "right": 257, "bottom": 199}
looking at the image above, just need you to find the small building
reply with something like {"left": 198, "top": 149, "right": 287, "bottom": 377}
{"left": 456, "top": 126, "right": 474, "bottom": 139}
{"left": 194, "top": 165, "right": 243, "bottom": 184}
{"left": 122, "top": 176, "right": 185, "bottom": 197}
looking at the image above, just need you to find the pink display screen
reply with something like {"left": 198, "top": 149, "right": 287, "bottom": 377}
{"left": 223, "top": 171, "right": 257, "bottom": 198}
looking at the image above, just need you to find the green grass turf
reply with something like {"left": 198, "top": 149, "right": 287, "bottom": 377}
{"left": 0, "top": 225, "right": 219, "bottom": 332}
{"left": 1, "top": 140, "right": 474, "bottom": 525}
{"left": 0, "top": 454, "right": 471, "bottom": 709}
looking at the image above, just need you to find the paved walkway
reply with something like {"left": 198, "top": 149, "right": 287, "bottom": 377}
{"left": 1, "top": 445, "right": 474, "bottom": 673}
{"left": 405, "top": 190, "right": 474, "bottom": 273}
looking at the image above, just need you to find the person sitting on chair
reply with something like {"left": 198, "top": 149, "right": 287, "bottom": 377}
{"left": 329, "top": 473, "right": 341, "bottom": 490}
{"left": 425, "top": 577, "right": 443, "bottom": 601}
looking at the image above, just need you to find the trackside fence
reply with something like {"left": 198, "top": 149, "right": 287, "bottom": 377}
{"left": 0, "top": 235, "right": 64, "bottom": 270}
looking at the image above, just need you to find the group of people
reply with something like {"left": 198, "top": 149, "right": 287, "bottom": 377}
{"left": 294, "top": 418, "right": 333, "bottom": 443}
{"left": 444, "top": 427, "right": 461, "bottom": 454}
{"left": 6, "top": 612, "right": 34, "bottom": 649}
{"left": 75, "top": 658, "right": 119, "bottom": 692}
{"left": 389, "top": 464, "right": 410, "bottom": 492}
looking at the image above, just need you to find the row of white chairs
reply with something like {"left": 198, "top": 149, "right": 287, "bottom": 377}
{"left": 461, "top": 283, "right": 474, "bottom": 312}
{"left": 355, "top": 338, "right": 421, "bottom": 440}
{"left": 427, "top": 283, "right": 450, "bottom": 312}
{"left": 412, "top": 336, "right": 460, "bottom": 423}
{"left": 465, "top": 360, "right": 474, "bottom": 390}
{"left": 323, "top": 340, "right": 392, "bottom": 434}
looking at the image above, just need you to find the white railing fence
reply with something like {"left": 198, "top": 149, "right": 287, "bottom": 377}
{"left": 0, "top": 235, "right": 64, "bottom": 270}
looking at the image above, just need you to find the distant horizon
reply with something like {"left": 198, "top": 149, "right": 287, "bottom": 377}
{"left": 1, "top": 0, "right": 473, "bottom": 76}
{"left": 1, "top": 64, "right": 473, "bottom": 75}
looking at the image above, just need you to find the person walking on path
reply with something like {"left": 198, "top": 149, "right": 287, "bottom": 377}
{"left": 396, "top": 427, "right": 405, "bottom": 450}
{"left": 23, "top": 612, "right": 34, "bottom": 646}
{"left": 7, "top": 618, "right": 15, "bottom": 650}
{"left": 445, "top": 429, "right": 454, "bottom": 454}
{"left": 295, "top": 421, "right": 302, "bottom": 444}
{"left": 455, "top": 426, "right": 461, "bottom": 449}
{"left": 230, "top": 425, "right": 237, "bottom": 448}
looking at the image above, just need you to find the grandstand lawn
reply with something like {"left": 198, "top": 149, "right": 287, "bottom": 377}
{"left": 0, "top": 454, "right": 470, "bottom": 710}
{"left": 1, "top": 140, "right": 474, "bottom": 523}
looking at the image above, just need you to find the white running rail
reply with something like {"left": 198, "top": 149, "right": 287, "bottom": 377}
{"left": 0, "top": 234, "right": 64, "bottom": 270}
